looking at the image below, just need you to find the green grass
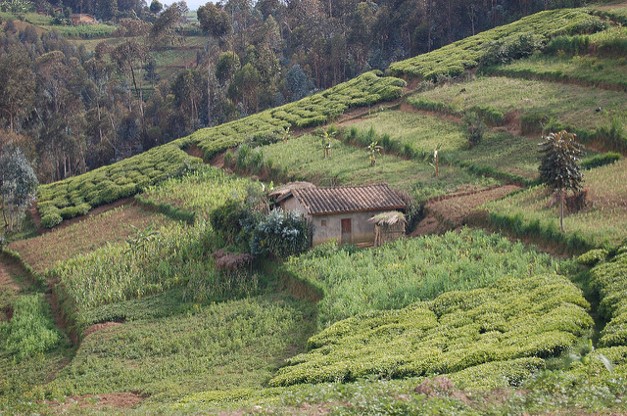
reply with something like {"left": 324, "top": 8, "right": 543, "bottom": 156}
{"left": 284, "top": 228, "right": 564, "bottom": 328}
{"left": 486, "top": 54, "right": 627, "bottom": 90}
{"left": 244, "top": 133, "right": 498, "bottom": 202}
{"left": 38, "top": 293, "right": 315, "bottom": 404}
{"left": 485, "top": 158, "right": 627, "bottom": 250}
{"left": 45, "top": 24, "right": 116, "bottom": 39}
{"left": 269, "top": 273, "right": 591, "bottom": 386}
{"left": 411, "top": 76, "right": 626, "bottom": 138}
{"left": 588, "top": 244, "right": 627, "bottom": 347}
{"left": 389, "top": 9, "right": 606, "bottom": 80}
{"left": 343, "top": 110, "right": 542, "bottom": 183}
{"left": 137, "top": 166, "right": 253, "bottom": 222}
{"left": 344, "top": 110, "right": 466, "bottom": 153}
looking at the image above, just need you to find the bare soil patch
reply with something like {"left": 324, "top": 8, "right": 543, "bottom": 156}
{"left": 413, "top": 185, "right": 521, "bottom": 236}
{"left": 83, "top": 321, "right": 123, "bottom": 338}
{"left": 50, "top": 392, "right": 145, "bottom": 412}
{"left": 10, "top": 203, "right": 172, "bottom": 275}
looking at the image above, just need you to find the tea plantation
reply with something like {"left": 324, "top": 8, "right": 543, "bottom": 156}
{"left": 2, "top": 4, "right": 627, "bottom": 415}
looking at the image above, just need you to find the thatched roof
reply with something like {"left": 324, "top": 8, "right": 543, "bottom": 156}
{"left": 368, "top": 211, "right": 407, "bottom": 225}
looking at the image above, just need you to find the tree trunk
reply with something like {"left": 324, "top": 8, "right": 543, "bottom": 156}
{"left": 560, "top": 188, "right": 564, "bottom": 232}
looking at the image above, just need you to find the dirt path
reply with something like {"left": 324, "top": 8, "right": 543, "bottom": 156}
{"left": 413, "top": 185, "right": 522, "bottom": 236}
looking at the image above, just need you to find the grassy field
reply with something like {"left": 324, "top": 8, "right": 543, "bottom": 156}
{"left": 487, "top": 54, "right": 627, "bottom": 90}
{"left": 8, "top": 204, "right": 173, "bottom": 275}
{"left": 246, "top": 133, "right": 498, "bottom": 203}
{"left": 343, "top": 109, "right": 541, "bottom": 182}
{"left": 485, "top": 158, "right": 627, "bottom": 250}
{"left": 411, "top": 76, "right": 626, "bottom": 138}
{"left": 39, "top": 293, "right": 315, "bottom": 404}
{"left": 137, "top": 166, "right": 254, "bottom": 222}
{"left": 284, "top": 228, "right": 564, "bottom": 328}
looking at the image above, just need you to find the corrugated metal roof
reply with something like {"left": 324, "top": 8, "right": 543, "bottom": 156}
{"left": 290, "top": 184, "right": 406, "bottom": 216}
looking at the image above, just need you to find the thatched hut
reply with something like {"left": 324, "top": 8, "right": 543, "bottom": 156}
{"left": 369, "top": 211, "right": 406, "bottom": 247}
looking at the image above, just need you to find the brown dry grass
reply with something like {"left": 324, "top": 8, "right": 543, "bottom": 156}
{"left": 8, "top": 204, "right": 173, "bottom": 275}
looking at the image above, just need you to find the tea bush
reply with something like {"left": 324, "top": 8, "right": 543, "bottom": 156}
{"left": 589, "top": 245, "right": 627, "bottom": 347}
{"left": 269, "top": 274, "right": 592, "bottom": 386}
{"left": 389, "top": 9, "right": 605, "bottom": 80}
{"left": 284, "top": 228, "right": 563, "bottom": 327}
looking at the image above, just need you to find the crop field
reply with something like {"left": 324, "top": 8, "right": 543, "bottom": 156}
{"left": 137, "top": 166, "right": 254, "bottom": 222}
{"left": 485, "top": 158, "right": 627, "bottom": 250}
{"left": 284, "top": 228, "right": 563, "bottom": 328}
{"left": 389, "top": 9, "right": 606, "bottom": 80}
{"left": 250, "top": 133, "right": 498, "bottom": 202}
{"left": 344, "top": 110, "right": 541, "bottom": 182}
{"left": 36, "top": 143, "right": 202, "bottom": 228}
{"left": 270, "top": 274, "right": 591, "bottom": 386}
{"left": 40, "top": 294, "right": 315, "bottom": 405}
{"left": 587, "top": 243, "right": 627, "bottom": 347}
{"left": 487, "top": 54, "right": 627, "bottom": 90}
{"left": 410, "top": 76, "right": 627, "bottom": 139}
{"left": 343, "top": 110, "right": 466, "bottom": 153}
{"left": 7, "top": 204, "right": 173, "bottom": 275}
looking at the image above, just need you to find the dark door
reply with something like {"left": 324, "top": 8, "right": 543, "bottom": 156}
{"left": 341, "top": 218, "right": 352, "bottom": 244}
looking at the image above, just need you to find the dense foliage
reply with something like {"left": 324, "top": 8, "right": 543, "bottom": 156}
{"left": 284, "top": 228, "right": 563, "bottom": 327}
{"left": 269, "top": 274, "right": 592, "bottom": 386}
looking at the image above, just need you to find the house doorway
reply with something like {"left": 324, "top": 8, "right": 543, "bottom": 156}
{"left": 341, "top": 218, "right": 352, "bottom": 244}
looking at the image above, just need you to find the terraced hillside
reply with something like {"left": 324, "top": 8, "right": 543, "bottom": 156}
{"left": 1, "top": 4, "right": 627, "bottom": 415}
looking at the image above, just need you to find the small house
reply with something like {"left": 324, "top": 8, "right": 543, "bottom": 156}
{"left": 272, "top": 183, "right": 406, "bottom": 246}
{"left": 70, "top": 14, "right": 97, "bottom": 25}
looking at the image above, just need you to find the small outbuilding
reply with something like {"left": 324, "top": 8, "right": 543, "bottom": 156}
{"left": 272, "top": 183, "right": 406, "bottom": 246}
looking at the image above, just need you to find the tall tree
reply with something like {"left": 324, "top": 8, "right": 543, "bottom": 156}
{"left": 0, "top": 49, "right": 35, "bottom": 132}
{"left": 0, "top": 142, "right": 38, "bottom": 232}
{"left": 538, "top": 130, "right": 584, "bottom": 232}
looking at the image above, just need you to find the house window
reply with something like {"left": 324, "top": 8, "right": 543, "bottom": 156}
{"left": 320, "top": 220, "right": 327, "bottom": 227}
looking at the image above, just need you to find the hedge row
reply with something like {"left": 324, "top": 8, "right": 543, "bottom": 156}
{"left": 587, "top": 245, "right": 627, "bottom": 347}
{"left": 269, "top": 274, "right": 592, "bottom": 386}
{"left": 388, "top": 9, "right": 606, "bottom": 80}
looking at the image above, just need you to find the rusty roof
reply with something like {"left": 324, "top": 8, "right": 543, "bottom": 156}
{"left": 289, "top": 184, "right": 406, "bottom": 216}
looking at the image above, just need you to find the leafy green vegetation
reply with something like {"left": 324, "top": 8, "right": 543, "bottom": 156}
{"left": 41, "top": 294, "right": 315, "bottom": 403}
{"left": 410, "top": 76, "right": 627, "bottom": 150}
{"left": 269, "top": 273, "right": 591, "bottom": 386}
{"left": 0, "top": 294, "right": 60, "bottom": 361}
{"left": 189, "top": 71, "right": 406, "bottom": 160}
{"left": 487, "top": 55, "right": 627, "bottom": 90}
{"left": 485, "top": 158, "right": 627, "bottom": 249}
{"left": 589, "top": 244, "right": 627, "bottom": 347}
{"left": 36, "top": 144, "right": 202, "bottom": 228}
{"left": 389, "top": 9, "right": 605, "bottom": 80}
{"left": 137, "top": 167, "right": 253, "bottom": 222}
{"left": 235, "top": 132, "right": 498, "bottom": 203}
{"left": 284, "top": 228, "right": 563, "bottom": 328}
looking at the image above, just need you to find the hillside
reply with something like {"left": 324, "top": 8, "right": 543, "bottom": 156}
{"left": 1, "top": 4, "right": 627, "bottom": 415}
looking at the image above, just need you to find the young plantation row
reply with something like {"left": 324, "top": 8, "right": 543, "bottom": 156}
{"left": 269, "top": 273, "right": 592, "bottom": 386}
{"left": 35, "top": 71, "right": 405, "bottom": 228}
{"left": 283, "top": 228, "right": 564, "bottom": 328}
{"left": 388, "top": 8, "right": 607, "bottom": 80}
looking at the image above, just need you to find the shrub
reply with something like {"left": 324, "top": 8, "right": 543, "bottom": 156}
{"left": 0, "top": 294, "right": 61, "bottom": 361}
{"left": 41, "top": 211, "right": 63, "bottom": 228}
{"left": 577, "top": 249, "right": 608, "bottom": 266}
{"left": 251, "top": 209, "right": 311, "bottom": 258}
{"left": 210, "top": 200, "right": 259, "bottom": 248}
{"left": 463, "top": 111, "right": 486, "bottom": 147}
{"left": 544, "top": 35, "right": 590, "bottom": 56}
